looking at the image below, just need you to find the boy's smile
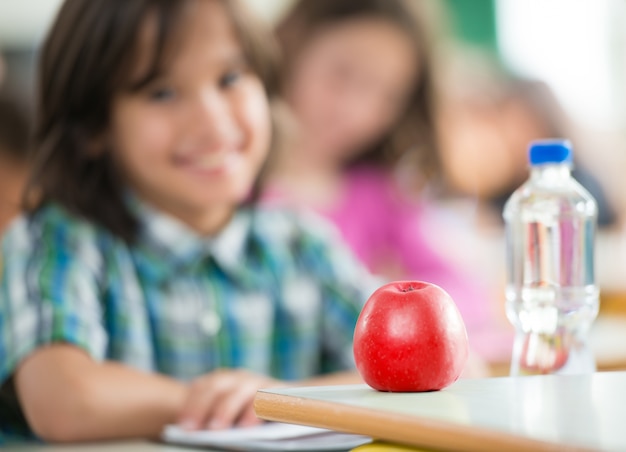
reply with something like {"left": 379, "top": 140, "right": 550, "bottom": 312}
{"left": 110, "top": 0, "right": 271, "bottom": 236}
{"left": 176, "top": 151, "right": 241, "bottom": 175}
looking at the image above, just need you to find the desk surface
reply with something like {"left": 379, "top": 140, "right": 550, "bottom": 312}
{"left": 7, "top": 372, "right": 626, "bottom": 451}
{"left": 255, "top": 371, "right": 626, "bottom": 452}
{"left": 4, "top": 441, "right": 215, "bottom": 451}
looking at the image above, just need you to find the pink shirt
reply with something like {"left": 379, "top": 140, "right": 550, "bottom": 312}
{"left": 265, "top": 167, "right": 504, "bottom": 358}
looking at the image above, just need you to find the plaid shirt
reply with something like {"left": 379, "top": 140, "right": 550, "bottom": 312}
{"left": 0, "top": 200, "right": 377, "bottom": 440}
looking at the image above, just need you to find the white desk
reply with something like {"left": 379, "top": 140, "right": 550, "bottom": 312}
{"left": 3, "top": 441, "right": 197, "bottom": 451}
{"left": 256, "top": 371, "right": 626, "bottom": 451}
{"left": 3, "top": 440, "right": 240, "bottom": 451}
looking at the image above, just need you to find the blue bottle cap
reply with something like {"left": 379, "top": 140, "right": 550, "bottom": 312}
{"left": 528, "top": 139, "right": 573, "bottom": 166}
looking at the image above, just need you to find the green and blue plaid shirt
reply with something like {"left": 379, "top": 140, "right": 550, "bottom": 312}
{"left": 0, "top": 200, "right": 377, "bottom": 440}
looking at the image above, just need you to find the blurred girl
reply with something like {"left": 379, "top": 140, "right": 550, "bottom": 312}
{"left": 267, "top": 0, "right": 492, "bottom": 349}
{"left": 441, "top": 73, "right": 617, "bottom": 227}
{"left": 0, "top": 0, "right": 376, "bottom": 442}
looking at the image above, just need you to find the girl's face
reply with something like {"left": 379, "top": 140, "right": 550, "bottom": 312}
{"left": 287, "top": 18, "right": 418, "bottom": 166}
{"left": 110, "top": 0, "right": 271, "bottom": 233}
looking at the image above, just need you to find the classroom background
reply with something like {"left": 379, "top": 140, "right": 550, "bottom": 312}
{"left": 1, "top": 0, "right": 626, "bottom": 374}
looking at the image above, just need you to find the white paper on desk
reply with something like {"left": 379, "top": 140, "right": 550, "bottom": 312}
{"left": 162, "top": 422, "right": 371, "bottom": 451}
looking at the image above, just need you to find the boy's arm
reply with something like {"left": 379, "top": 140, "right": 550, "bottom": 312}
{"left": 15, "top": 344, "right": 360, "bottom": 442}
{"left": 15, "top": 344, "right": 188, "bottom": 442}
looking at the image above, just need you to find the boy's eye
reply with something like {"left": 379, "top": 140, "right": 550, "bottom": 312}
{"left": 219, "top": 71, "right": 242, "bottom": 89}
{"left": 148, "top": 87, "right": 176, "bottom": 102}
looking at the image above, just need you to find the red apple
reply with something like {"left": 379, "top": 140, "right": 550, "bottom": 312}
{"left": 353, "top": 281, "right": 469, "bottom": 392}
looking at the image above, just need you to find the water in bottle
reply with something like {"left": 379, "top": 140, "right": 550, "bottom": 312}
{"left": 504, "top": 140, "right": 599, "bottom": 376}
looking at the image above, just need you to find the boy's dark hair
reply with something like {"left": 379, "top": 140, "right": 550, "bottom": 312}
{"left": 276, "top": 0, "right": 441, "bottom": 182}
{"left": 27, "top": 0, "right": 281, "bottom": 242}
{"left": 0, "top": 92, "right": 30, "bottom": 160}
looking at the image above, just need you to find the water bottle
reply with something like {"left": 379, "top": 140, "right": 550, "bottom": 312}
{"left": 504, "top": 140, "right": 599, "bottom": 376}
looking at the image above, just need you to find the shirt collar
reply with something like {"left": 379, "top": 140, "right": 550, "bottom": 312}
{"left": 126, "top": 194, "right": 253, "bottom": 283}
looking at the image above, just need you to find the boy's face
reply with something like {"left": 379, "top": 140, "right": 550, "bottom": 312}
{"left": 110, "top": 0, "right": 271, "bottom": 235}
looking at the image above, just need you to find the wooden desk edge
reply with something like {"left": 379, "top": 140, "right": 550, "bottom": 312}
{"left": 254, "top": 390, "right": 592, "bottom": 452}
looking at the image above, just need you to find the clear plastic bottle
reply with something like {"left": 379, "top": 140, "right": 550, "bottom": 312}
{"left": 504, "top": 140, "right": 599, "bottom": 376}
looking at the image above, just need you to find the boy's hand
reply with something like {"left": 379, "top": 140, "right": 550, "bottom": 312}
{"left": 178, "top": 369, "right": 284, "bottom": 431}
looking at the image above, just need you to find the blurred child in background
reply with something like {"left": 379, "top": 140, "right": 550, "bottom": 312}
{"left": 440, "top": 63, "right": 617, "bottom": 227}
{"left": 266, "top": 0, "right": 493, "bottom": 355}
{"left": 490, "top": 77, "right": 617, "bottom": 227}
{"left": 0, "top": 0, "right": 379, "bottom": 442}
{"left": 0, "top": 93, "right": 30, "bottom": 232}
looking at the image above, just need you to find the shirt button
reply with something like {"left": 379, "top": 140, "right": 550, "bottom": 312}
{"left": 199, "top": 310, "right": 222, "bottom": 336}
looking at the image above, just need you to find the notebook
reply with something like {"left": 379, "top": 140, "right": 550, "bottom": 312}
{"left": 162, "top": 421, "right": 371, "bottom": 451}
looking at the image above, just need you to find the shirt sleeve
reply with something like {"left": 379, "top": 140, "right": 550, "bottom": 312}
{"left": 0, "top": 210, "right": 108, "bottom": 386}
{"left": 295, "top": 211, "right": 382, "bottom": 373}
